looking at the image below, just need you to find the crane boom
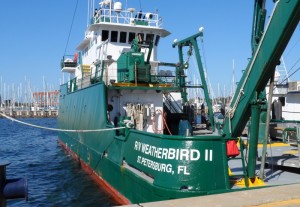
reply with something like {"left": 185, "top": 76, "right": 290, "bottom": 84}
{"left": 224, "top": 0, "right": 300, "bottom": 138}
{"left": 251, "top": 0, "right": 266, "bottom": 53}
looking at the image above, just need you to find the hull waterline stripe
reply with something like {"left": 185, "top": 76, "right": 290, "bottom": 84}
{"left": 58, "top": 139, "right": 131, "bottom": 205}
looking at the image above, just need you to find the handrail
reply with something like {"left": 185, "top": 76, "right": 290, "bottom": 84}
{"left": 270, "top": 119, "right": 300, "bottom": 124}
{"left": 92, "top": 8, "right": 161, "bottom": 28}
{"left": 163, "top": 93, "right": 182, "bottom": 114}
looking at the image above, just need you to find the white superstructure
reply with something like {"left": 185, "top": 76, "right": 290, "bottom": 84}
{"left": 61, "top": 0, "right": 170, "bottom": 87}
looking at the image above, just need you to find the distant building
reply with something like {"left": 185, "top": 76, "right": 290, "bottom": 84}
{"left": 32, "top": 90, "right": 59, "bottom": 108}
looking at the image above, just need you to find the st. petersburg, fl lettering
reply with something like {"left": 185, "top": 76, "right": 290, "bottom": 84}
{"left": 134, "top": 141, "right": 201, "bottom": 175}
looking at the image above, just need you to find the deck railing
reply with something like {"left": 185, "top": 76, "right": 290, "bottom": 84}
{"left": 91, "top": 8, "right": 162, "bottom": 28}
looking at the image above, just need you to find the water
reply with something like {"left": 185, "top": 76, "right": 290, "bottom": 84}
{"left": 0, "top": 118, "right": 117, "bottom": 207}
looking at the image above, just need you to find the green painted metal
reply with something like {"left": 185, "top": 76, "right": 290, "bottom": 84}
{"left": 172, "top": 32, "right": 215, "bottom": 130}
{"left": 283, "top": 128, "right": 297, "bottom": 143}
{"left": 251, "top": 0, "right": 266, "bottom": 52}
{"left": 259, "top": 72, "right": 274, "bottom": 179}
{"left": 117, "top": 38, "right": 152, "bottom": 83}
{"left": 123, "top": 131, "right": 228, "bottom": 191}
{"left": 57, "top": 1, "right": 300, "bottom": 204}
{"left": 248, "top": 104, "right": 260, "bottom": 178}
{"left": 224, "top": 0, "right": 300, "bottom": 139}
{"left": 251, "top": 0, "right": 269, "bottom": 146}
{"left": 58, "top": 82, "right": 234, "bottom": 203}
{"left": 271, "top": 119, "right": 300, "bottom": 124}
{"left": 175, "top": 45, "right": 187, "bottom": 103}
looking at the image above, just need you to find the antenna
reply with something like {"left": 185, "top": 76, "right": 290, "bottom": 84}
{"left": 231, "top": 59, "right": 235, "bottom": 96}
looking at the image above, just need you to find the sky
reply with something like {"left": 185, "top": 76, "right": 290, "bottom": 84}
{"left": 1, "top": 0, "right": 300, "bottom": 100}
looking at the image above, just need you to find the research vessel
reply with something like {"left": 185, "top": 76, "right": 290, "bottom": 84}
{"left": 58, "top": 0, "right": 300, "bottom": 204}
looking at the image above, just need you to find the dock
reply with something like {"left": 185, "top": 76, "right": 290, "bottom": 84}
{"left": 125, "top": 183, "right": 300, "bottom": 207}
{"left": 0, "top": 109, "right": 58, "bottom": 118}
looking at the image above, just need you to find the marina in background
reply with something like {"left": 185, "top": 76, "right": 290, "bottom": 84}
{"left": 0, "top": 77, "right": 59, "bottom": 118}
{"left": 1, "top": 0, "right": 300, "bottom": 206}
{"left": 57, "top": 0, "right": 300, "bottom": 205}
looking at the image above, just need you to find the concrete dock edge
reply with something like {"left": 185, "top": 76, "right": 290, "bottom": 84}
{"left": 124, "top": 183, "right": 300, "bottom": 207}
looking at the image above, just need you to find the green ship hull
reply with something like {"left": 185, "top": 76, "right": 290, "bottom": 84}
{"left": 58, "top": 82, "right": 235, "bottom": 204}
{"left": 57, "top": 0, "right": 300, "bottom": 204}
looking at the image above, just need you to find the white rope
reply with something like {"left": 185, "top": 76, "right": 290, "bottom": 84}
{"left": 0, "top": 112, "right": 125, "bottom": 133}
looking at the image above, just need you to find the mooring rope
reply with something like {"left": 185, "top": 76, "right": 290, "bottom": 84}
{"left": 0, "top": 112, "right": 125, "bottom": 133}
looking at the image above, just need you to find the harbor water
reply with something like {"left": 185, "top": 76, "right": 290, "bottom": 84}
{"left": 0, "top": 118, "right": 116, "bottom": 207}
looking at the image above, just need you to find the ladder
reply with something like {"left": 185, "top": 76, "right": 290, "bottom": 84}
{"left": 82, "top": 64, "right": 91, "bottom": 76}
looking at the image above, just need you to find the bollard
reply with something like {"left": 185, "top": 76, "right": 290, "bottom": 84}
{"left": 0, "top": 161, "right": 27, "bottom": 207}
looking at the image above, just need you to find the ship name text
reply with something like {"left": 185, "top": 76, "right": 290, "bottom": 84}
{"left": 134, "top": 141, "right": 200, "bottom": 161}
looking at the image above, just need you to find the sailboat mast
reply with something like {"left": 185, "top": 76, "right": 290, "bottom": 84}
{"left": 231, "top": 59, "right": 235, "bottom": 96}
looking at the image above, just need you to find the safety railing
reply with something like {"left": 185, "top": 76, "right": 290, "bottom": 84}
{"left": 91, "top": 8, "right": 162, "bottom": 28}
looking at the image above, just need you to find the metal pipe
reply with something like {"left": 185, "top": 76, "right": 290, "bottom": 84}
{"left": 248, "top": 104, "right": 260, "bottom": 178}
{"left": 135, "top": 62, "right": 137, "bottom": 86}
{"left": 297, "top": 127, "right": 300, "bottom": 167}
{"left": 259, "top": 72, "right": 275, "bottom": 179}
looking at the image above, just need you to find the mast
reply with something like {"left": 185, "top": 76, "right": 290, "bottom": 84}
{"left": 172, "top": 31, "right": 215, "bottom": 130}
{"left": 231, "top": 59, "right": 235, "bottom": 97}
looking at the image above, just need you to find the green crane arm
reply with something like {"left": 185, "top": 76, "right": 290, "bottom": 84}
{"left": 224, "top": 0, "right": 300, "bottom": 138}
{"left": 251, "top": 0, "right": 266, "bottom": 53}
{"left": 172, "top": 32, "right": 215, "bottom": 130}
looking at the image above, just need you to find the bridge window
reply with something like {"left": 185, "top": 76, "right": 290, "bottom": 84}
{"left": 146, "top": 34, "right": 154, "bottom": 43}
{"left": 128, "top": 32, "right": 136, "bottom": 43}
{"left": 111, "top": 31, "right": 118, "bottom": 42}
{"left": 279, "top": 96, "right": 285, "bottom": 106}
{"left": 120, "top": 31, "right": 127, "bottom": 43}
{"left": 102, "top": 30, "right": 109, "bottom": 41}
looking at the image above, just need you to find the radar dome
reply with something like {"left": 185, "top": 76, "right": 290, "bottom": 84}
{"left": 114, "top": 2, "right": 122, "bottom": 12}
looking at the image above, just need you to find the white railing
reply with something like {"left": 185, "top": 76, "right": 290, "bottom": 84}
{"left": 92, "top": 8, "right": 162, "bottom": 28}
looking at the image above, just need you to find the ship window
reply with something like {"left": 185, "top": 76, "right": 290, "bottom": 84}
{"left": 146, "top": 34, "right": 154, "bottom": 43}
{"left": 111, "top": 31, "right": 118, "bottom": 42}
{"left": 128, "top": 32, "right": 136, "bottom": 43}
{"left": 138, "top": 33, "right": 144, "bottom": 42}
{"left": 120, "top": 31, "right": 127, "bottom": 43}
{"left": 102, "top": 30, "right": 109, "bottom": 41}
{"left": 279, "top": 96, "right": 285, "bottom": 106}
{"left": 155, "top": 35, "right": 160, "bottom": 46}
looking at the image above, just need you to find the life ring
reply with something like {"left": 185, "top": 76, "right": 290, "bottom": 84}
{"left": 73, "top": 52, "right": 79, "bottom": 62}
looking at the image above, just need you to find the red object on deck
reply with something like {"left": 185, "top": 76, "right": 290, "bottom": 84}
{"left": 226, "top": 140, "right": 240, "bottom": 157}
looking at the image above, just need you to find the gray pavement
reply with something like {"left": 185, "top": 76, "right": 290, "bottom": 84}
{"left": 125, "top": 183, "right": 300, "bottom": 207}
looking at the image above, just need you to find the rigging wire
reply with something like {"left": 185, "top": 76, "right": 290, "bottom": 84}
{"left": 271, "top": 65, "right": 300, "bottom": 94}
{"left": 63, "top": 0, "right": 79, "bottom": 56}
{"left": 283, "top": 26, "right": 300, "bottom": 57}
{"left": 199, "top": 38, "right": 217, "bottom": 106}
{"left": 285, "top": 57, "right": 300, "bottom": 79}
{"left": 280, "top": 66, "right": 300, "bottom": 84}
